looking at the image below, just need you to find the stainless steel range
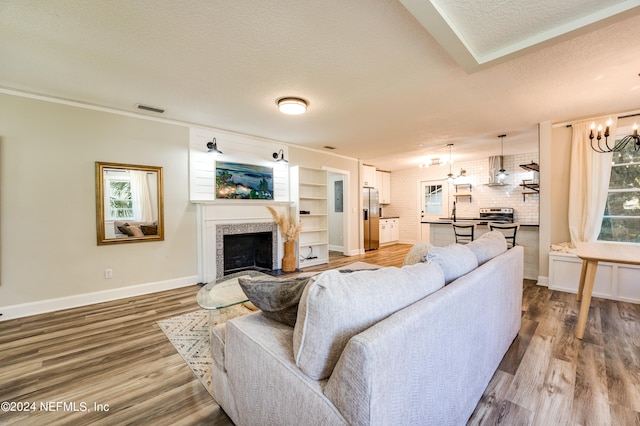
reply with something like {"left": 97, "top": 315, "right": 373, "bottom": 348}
{"left": 478, "top": 208, "right": 514, "bottom": 225}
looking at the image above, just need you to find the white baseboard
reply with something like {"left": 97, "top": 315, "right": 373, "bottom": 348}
{"left": 0, "top": 275, "right": 199, "bottom": 322}
{"left": 536, "top": 276, "right": 549, "bottom": 286}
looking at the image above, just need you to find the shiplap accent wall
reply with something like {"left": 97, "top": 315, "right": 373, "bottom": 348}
{"left": 189, "top": 127, "right": 289, "bottom": 202}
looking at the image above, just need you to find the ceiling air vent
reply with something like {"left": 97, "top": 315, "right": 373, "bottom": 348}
{"left": 136, "top": 104, "right": 165, "bottom": 114}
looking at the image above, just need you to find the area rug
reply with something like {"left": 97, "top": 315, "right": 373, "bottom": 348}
{"left": 157, "top": 305, "right": 251, "bottom": 398}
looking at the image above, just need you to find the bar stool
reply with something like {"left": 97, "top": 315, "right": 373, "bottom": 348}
{"left": 488, "top": 222, "right": 520, "bottom": 249}
{"left": 452, "top": 222, "right": 476, "bottom": 244}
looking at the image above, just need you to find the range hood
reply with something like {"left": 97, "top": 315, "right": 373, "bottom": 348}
{"left": 487, "top": 156, "right": 507, "bottom": 186}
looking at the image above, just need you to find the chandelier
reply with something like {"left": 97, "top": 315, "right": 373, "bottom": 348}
{"left": 590, "top": 120, "right": 640, "bottom": 153}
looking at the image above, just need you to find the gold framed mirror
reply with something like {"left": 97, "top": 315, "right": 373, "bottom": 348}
{"left": 95, "top": 162, "right": 164, "bottom": 245}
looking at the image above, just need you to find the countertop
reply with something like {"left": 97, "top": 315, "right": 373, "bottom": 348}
{"left": 422, "top": 220, "right": 539, "bottom": 227}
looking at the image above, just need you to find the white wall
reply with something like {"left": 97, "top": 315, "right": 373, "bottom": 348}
{"left": 383, "top": 152, "right": 540, "bottom": 244}
{"left": 0, "top": 93, "right": 197, "bottom": 319}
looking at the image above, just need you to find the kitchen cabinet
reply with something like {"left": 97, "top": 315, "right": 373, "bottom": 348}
{"left": 290, "top": 166, "right": 329, "bottom": 268}
{"left": 380, "top": 218, "right": 399, "bottom": 245}
{"left": 376, "top": 171, "right": 391, "bottom": 204}
{"left": 362, "top": 165, "right": 376, "bottom": 187}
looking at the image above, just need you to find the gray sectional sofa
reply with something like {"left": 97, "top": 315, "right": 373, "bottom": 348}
{"left": 210, "top": 231, "right": 524, "bottom": 425}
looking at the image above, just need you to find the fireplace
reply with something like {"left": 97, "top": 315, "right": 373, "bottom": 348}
{"left": 223, "top": 232, "right": 272, "bottom": 274}
{"left": 216, "top": 222, "right": 278, "bottom": 278}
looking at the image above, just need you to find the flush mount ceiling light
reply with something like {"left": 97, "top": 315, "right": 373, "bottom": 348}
{"left": 272, "top": 149, "right": 288, "bottom": 163}
{"left": 496, "top": 134, "right": 508, "bottom": 181}
{"left": 277, "top": 97, "right": 308, "bottom": 115}
{"left": 206, "top": 137, "right": 223, "bottom": 155}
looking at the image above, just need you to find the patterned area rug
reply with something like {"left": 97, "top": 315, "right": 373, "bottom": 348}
{"left": 157, "top": 305, "right": 251, "bottom": 397}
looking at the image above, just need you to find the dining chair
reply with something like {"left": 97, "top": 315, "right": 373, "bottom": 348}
{"left": 452, "top": 222, "right": 476, "bottom": 244}
{"left": 488, "top": 222, "right": 520, "bottom": 249}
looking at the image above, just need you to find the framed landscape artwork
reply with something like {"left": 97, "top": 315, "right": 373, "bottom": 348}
{"left": 215, "top": 161, "right": 274, "bottom": 200}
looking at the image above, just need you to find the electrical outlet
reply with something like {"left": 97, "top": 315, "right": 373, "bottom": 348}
{"left": 104, "top": 269, "right": 113, "bottom": 279}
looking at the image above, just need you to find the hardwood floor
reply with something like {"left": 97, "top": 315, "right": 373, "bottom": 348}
{"left": 1, "top": 244, "right": 639, "bottom": 425}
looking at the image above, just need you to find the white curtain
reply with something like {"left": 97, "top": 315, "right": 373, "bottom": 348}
{"left": 130, "top": 170, "right": 154, "bottom": 223}
{"left": 568, "top": 118, "right": 616, "bottom": 245}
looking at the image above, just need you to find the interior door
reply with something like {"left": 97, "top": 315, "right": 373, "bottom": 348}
{"left": 420, "top": 180, "right": 449, "bottom": 222}
{"left": 420, "top": 180, "right": 448, "bottom": 243}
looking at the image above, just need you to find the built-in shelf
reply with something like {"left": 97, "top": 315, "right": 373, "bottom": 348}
{"left": 520, "top": 162, "right": 539, "bottom": 172}
{"left": 519, "top": 162, "right": 540, "bottom": 201}
{"left": 520, "top": 179, "right": 539, "bottom": 201}
{"left": 454, "top": 183, "right": 472, "bottom": 202}
{"left": 291, "top": 166, "right": 329, "bottom": 268}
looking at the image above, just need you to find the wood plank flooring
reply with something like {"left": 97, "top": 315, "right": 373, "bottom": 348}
{"left": 1, "top": 244, "right": 639, "bottom": 425}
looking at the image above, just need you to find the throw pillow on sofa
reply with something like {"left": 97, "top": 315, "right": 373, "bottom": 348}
{"left": 293, "top": 262, "right": 445, "bottom": 380}
{"left": 466, "top": 231, "right": 507, "bottom": 265}
{"left": 238, "top": 276, "right": 311, "bottom": 327}
{"left": 424, "top": 243, "right": 478, "bottom": 284}
{"left": 403, "top": 241, "right": 432, "bottom": 265}
{"left": 118, "top": 224, "right": 144, "bottom": 237}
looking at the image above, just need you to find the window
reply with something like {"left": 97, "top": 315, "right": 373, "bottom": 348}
{"left": 105, "top": 176, "right": 134, "bottom": 220}
{"left": 424, "top": 184, "right": 443, "bottom": 215}
{"left": 598, "top": 130, "right": 640, "bottom": 243}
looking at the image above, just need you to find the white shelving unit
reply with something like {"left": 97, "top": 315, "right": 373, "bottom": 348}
{"left": 290, "top": 166, "right": 329, "bottom": 267}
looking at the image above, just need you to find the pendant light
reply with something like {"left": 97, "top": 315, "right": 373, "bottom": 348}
{"left": 496, "top": 135, "right": 507, "bottom": 181}
{"left": 446, "top": 143, "right": 455, "bottom": 183}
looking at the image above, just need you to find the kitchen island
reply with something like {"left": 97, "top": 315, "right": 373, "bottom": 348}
{"left": 423, "top": 220, "right": 539, "bottom": 280}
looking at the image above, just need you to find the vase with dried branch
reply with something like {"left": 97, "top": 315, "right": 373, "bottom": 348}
{"left": 266, "top": 206, "right": 303, "bottom": 272}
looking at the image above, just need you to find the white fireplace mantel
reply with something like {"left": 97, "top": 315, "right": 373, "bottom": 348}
{"left": 196, "top": 203, "right": 292, "bottom": 283}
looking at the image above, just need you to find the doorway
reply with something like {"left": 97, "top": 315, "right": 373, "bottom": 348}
{"left": 327, "top": 169, "right": 349, "bottom": 256}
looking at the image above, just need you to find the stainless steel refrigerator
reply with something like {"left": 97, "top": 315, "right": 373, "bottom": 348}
{"left": 363, "top": 187, "right": 380, "bottom": 250}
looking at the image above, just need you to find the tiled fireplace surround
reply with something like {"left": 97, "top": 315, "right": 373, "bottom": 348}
{"left": 215, "top": 222, "right": 278, "bottom": 278}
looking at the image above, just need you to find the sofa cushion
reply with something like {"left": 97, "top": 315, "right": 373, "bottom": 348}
{"left": 210, "top": 323, "right": 226, "bottom": 369}
{"left": 403, "top": 241, "right": 432, "bottom": 265}
{"left": 424, "top": 244, "right": 478, "bottom": 284}
{"left": 466, "top": 231, "right": 507, "bottom": 265}
{"left": 293, "top": 262, "right": 445, "bottom": 380}
{"left": 238, "top": 276, "right": 311, "bottom": 327}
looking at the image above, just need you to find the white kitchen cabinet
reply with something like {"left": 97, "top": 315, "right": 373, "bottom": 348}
{"left": 380, "top": 218, "right": 399, "bottom": 245}
{"left": 376, "top": 171, "right": 391, "bottom": 204}
{"left": 390, "top": 218, "right": 399, "bottom": 241}
{"left": 362, "top": 165, "right": 376, "bottom": 187}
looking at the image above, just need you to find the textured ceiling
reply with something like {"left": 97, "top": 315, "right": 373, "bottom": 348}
{"left": 1, "top": 0, "right": 640, "bottom": 170}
